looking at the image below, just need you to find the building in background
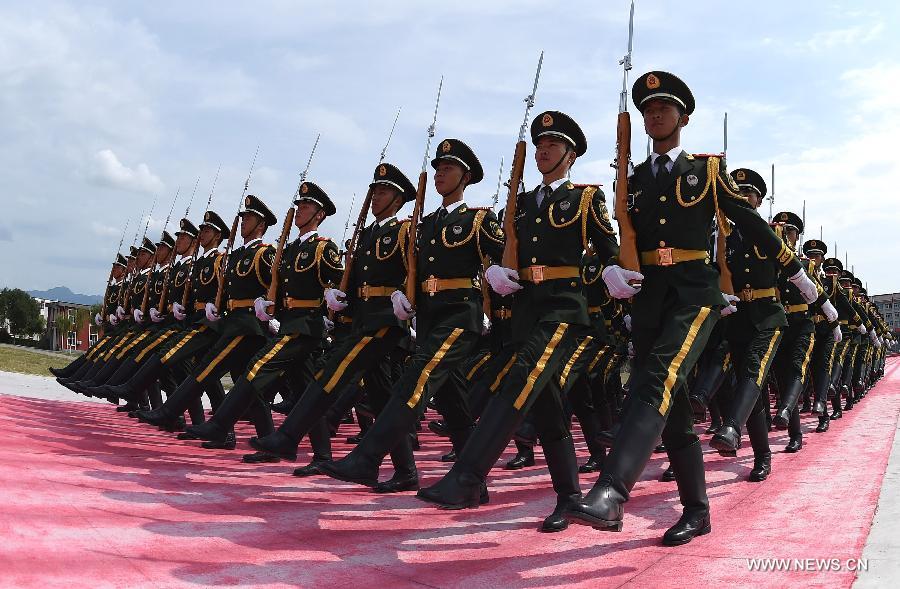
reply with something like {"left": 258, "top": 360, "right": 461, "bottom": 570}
{"left": 870, "top": 293, "right": 900, "bottom": 352}
{"left": 35, "top": 298, "right": 98, "bottom": 352}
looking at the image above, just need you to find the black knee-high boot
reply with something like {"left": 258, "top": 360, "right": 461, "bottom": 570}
{"left": 541, "top": 435, "right": 582, "bottom": 532}
{"left": 661, "top": 440, "right": 711, "bottom": 545}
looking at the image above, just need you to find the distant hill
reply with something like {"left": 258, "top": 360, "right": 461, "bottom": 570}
{"left": 28, "top": 286, "right": 103, "bottom": 306}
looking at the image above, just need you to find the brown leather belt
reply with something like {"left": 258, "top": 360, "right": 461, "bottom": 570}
{"left": 194, "top": 302, "right": 207, "bottom": 311}
{"left": 737, "top": 287, "right": 778, "bottom": 302}
{"left": 227, "top": 298, "right": 255, "bottom": 311}
{"left": 358, "top": 285, "right": 395, "bottom": 300}
{"left": 813, "top": 315, "right": 826, "bottom": 323}
{"left": 784, "top": 303, "right": 809, "bottom": 314}
{"left": 840, "top": 320, "right": 849, "bottom": 325}
{"left": 493, "top": 308, "right": 512, "bottom": 320}
{"left": 282, "top": 297, "right": 321, "bottom": 309}
{"left": 518, "top": 265, "right": 580, "bottom": 284}
{"left": 588, "top": 305, "right": 603, "bottom": 314}
{"left": 337, "top": 315, "right": 353, "bottom": 324}
{"left": 420, "top": 277, "right": 475, "bottom": 295}
{"left": 640, "top": 248, "right": 708, "bottom": 266}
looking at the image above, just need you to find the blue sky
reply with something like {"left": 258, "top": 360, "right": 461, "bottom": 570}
{"left": 2, "top": 1, "right": 898, "bottom": 294}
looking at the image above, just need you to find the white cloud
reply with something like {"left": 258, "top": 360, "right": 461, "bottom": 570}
{"left": 90, "top": 221, "right": 121, "bottom": 238}
{"left": 797, "top": 23, "right": 884, "bottom": 51}
{"left": 88, "top": 149, "right": 164, "bottom": 195}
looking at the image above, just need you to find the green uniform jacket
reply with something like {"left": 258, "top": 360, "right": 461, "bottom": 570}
{"left": 627, "top": 153, "right": 802, "bottom": 329}
{"left": 415, "top": 204, "right": 504, "bottom": 337}
{"left": 726, "top": 223, "right": 786, "bottom": 332}
{"left": 582, "top": 251, "right": 612, "bottom": 342}
{"left": 220, "top": 240, "right": 275, "bottom": 339}
{"left": 778, "top": 258, "right": 825, "bottom": 337}
{"left": 189, "top": 249, "right": 224, "bottom": 330}
{"left": 346, "top": 218, "right": 411, "bottom": 333}
{"left": 511, "top": 183, "right": 619, "bottom": 342}
{"left": 274, "top": 233, "right": 343, "bottom": 338}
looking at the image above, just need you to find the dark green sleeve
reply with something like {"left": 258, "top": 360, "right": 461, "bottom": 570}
{"left": 586, "top": 187, "right": 620, "bottom": 266}
{"left": 319, "top": 241, "right": 344, "bottom": 288}
{"left": 476, "top": 210, "right": 505, "bottom": 267}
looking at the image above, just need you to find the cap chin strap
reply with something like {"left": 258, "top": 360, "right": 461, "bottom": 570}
{"left": 372, "top": 193, "right": 401, "bottom": 220}
{"left": 546, "top": 146, "right": 572, "bottom": 176}
{"left": 295, "top": 206, "right": 323, "bottom": 234}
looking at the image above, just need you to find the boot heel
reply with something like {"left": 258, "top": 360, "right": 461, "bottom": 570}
{"left": 593, "top": 520, "right": 623, "bottom": 532}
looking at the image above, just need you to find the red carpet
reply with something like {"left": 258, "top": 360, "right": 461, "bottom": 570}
{"left": 1, "top": 359, "right": 898, "bottom": 588}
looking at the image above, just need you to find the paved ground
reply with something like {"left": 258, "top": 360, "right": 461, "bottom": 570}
{"left": 0, "top": 361, "right": 897, "bottom": 588}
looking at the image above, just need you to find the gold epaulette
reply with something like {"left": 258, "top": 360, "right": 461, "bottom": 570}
{"left": 572, "top": 183, "right": 604, "bottom": 188}
{"left": 691, "top": 153, "right": 724, "bottom": 159}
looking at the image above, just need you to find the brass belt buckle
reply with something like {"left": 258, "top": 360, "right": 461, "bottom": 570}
{"left": 741, "top": 288, "right": 753, "bottom": 302}
{"left": 360, "top": 285, "right": 370, "bottom": 300}
{"left": 531, "top": 265, "right": 545, "bottom": 284}
{"left": 425, "top": 277, "right": 438, "bottom": 295}
{"left": 657, "top": 247, "right": 674, "bottom": 266}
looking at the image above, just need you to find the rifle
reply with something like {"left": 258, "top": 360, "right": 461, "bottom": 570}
{"left": 214, "top": 147, "right": 260, "bottom": 311}
{"left": 768, "top": 164, "right": 775, "bottom": 222}
{"left": 116, "top": 209, "right": 145, "bottom": 305}
{"left": 405, "top": 80, "right": 443, "bottom": 307}
{"left": 490, "top": 156, "right": 504, "bottom": 210}
{"left": 182, "top": 165, "right": 221, "bottom": 309}
{"left": 612, "top": 1, "right": 640, "bottom": 275}
{"left": 158, "top": 177, "right": 200, "bottom": 311}
{"left": 128, "top": 196, "right": 157, "bottom": 312}
{"left": 501, "top": 51, "right": 544, "bottom": 271}
{"left": 483, "top": 156, "right": 505, "bottom": 316}
{"left": 142, "top": 188, "right": 180, "bottom": 315}
{"left": 336, "top": 107, "right": 402, "bottom": 317}
{"left": 266, "top": 135, "right": 321, "bottom": 305}
{"left": 100, "top": 217, "right": 130, "bottom": 321}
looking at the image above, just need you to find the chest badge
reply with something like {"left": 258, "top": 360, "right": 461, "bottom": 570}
{"left": 588, "top": 266, "right": 597, "bottom": 273}
{"left": 560, "top": 201, "right": 571, "bottom": 211}
{"left": 300, "top": 251, "right": 309, "bottom": 259}
{"left": 382, "top": 236, "right": 392, "bottom": 244}
{"left": 452, "top": 225, "right": 463, "bottom": 235}
{"left": 686, "top": 174, "right": 699, "bottom": 186}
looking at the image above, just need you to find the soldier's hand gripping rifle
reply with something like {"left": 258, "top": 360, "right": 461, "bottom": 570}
{"left": 265, "top": 135, "right": 321, "bottom": 310}
{"left": 157, "top": 177, "right": 200, "bottom": 315}
{"left": 501, "top": 52, "right": 544, "bottom": 272}
{"left": 212, "top": 148, "right": 260, "bottom": 315}
{"left": 404, "top": 79, "right": 443, "bottom": 310}
{"left": 99, "top": 217, "right": 130, "bottom": 326}
{"left": 333, "top": 107, "right": 402, "bottom": 320}
{"left": 140, "top": 188, "right": 180, "bottom": 320}
{"left": 180, "top": 166, "right": 220, "bottom": 313}
{"left": 482, "top": 156, "right": 505, "bottom": 317}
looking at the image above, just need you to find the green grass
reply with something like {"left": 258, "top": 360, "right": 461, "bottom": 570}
{"left": 0, "top": 346, "right": 73, "bottom": 376}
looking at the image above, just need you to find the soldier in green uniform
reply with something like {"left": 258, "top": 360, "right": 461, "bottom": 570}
{"left": 417, "top": 111, "right": 619, "bottom": 534}
{"left": 181, "top": 182, "right": 343, "bottom": 450}
{"left": 244, "top": 163, "right": 420, "bottom": 488}
{"left": 315, "top": 139, "right": 505, "bottom": 491}
{"left": 561, "top": 72, "right": 817, "bottom": 544}
{"left": 137, "top": 195, "right": 279, "bottom": 430}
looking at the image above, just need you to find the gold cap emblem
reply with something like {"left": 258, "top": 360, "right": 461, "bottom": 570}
{"left": 735, "top": 170, "right": 746, "bottom": 181}
{"left": 542, "top": 113, "right": 553, "bottom": 127}
{"left": 646, "top": 73, "right": 661, "bottom": 89}
{"left": 779, "top": 213, "right": 788, "bottom": 221}
{"left": 441, "top": 140, "right": 451, "bottom": 153}
{"left": 378, "top": 165, "right": 387, "bottom": 177}
{"left": 245, "top": 196, "right": 251, "bottom": 207}
{"left": 301, "top": 183, "right": 309, "bottom": 194}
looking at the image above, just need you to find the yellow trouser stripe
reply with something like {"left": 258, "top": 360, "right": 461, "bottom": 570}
{"left": 799, "top": 333, "right": 816, "bottom": 382}
{"left": 116, "top": 332, "right": 149, "bottom": 360}
{"left": 196, "top": 336, "right": 244, "bottom": 383}
{"left": 514, "top": 323, "right": 569, "bottom": 410}
{"left": 826, "top": 339, "right": 838, "bottom": 374}
{"left": 722, "top": 352, "right": 732, "bottom": 372}
{"left": 322, "top": 327, "right": 389, "bottom": 393}
{"left": 588, "top": 345, "right": 610, "bottom": 372}
{"left": 162, "top": 326, "right": 206, "bottom": 364}
{"left": 490, "top": 354, "right": 517, "bottom": 393}
{"left": 248, "top": 335, "right": 295, "bottom": 381}
{"left": 407, "top": 328, "right": 464, "bottom": 409}
{"left": 604, "top": 353, "right": 620, "bottom": 382}
{"left": 135, "top": 330, "right": 175, "bottom": 363}
{"left": 102, "top": 334, "right": 131, "bottom": 360}
{"left": 86, "top": 335, "right": 111, "bottom": 359}
{"left": 559, "top": 336, "right": 593, "bottom": 388}
{"left": 660, "top": 307, "right": 712, "bottom": 415}
{"left": 756, "top": 328, "right": 782, "bottom": 388}
{"left": 466, "top": 353, "right": 492, "bottom": 381}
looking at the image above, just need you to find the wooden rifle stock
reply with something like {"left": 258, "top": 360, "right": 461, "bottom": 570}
{"left": 99, "top": 265, "right": 115, "bottom": 320}
{"left": 615, "top": 111, "right": 640, "bottom": 273}
{"left": 404, "top": 171, "right": 428, "bottom": 307}
{"left": 332, "top": 189, "right": 373, "bottom": 320}
{"left": 501, "top": 140, "right": 527, "bottom": 271}
{"left": 266, "top": 207, "right": 295, "bottom": 305}
{"left": 139, "top": 261, "right": 152, "bottom": 316}
{"left": 214, "top": 214, "right": 241, "bottom": 310}
{"left": 156, "top": 248, "right": 177, "bottom": 313}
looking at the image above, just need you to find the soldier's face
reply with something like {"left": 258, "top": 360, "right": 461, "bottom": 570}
{"left": 371, "top": 185, "right": 401, "bottom": 217}
{"left": 810, "top": 253, "right": 824, "bottom": 265}
{"left": 174, "top": 233, "right": 192, "bottom": 255}
{"left": 294, "top": 202, "right": 323, "bottom": 230}
{"left": 240, "top": 212, "right": 264, "bottom": 240}
{"left": 155, "top": 245, "right": 171, "bottom": 263}
{"left": 112, "top": 265, "right": 125, "bottom": 280}
{"left": 642, "top": 100, "right": 687, "bottom": 139}
{"left": 534, "top": 137, "right": 574, "bottom": 174}
{"left": 741, "top": 189, "right": 761, "bottom": 209}
{"left": 784, "top": 227, "right": 799, "bottom": 246}
{"left": 433, "top": 162, "right": 468, "bottom": 196}
{"left": 137, "top": 250, "right": 152, "bottom": 268}
{"left": 199, "top": 226, "right": 217, "bottom": 248}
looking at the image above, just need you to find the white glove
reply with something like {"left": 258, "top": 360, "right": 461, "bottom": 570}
{"left": 205, "top": 302, "right": 220, "bottom": 322}
{"left": 411, "top": 316, "right": 417, "bottom": 332}
{"left": 627, "top": 341, "right": 635, "bottom": 357}
{"left": 602, "top": 265, "right": 643, "bottom": 299}
{"left": 832, "top": 326, "right": 842, "bottom": 343}
{"left": 409, "top": 327, "right": 416, "bottom": 341}
{"left": 858, "top": 324, "right": 867, "bottom": 335}
{"left": 720, "top": 293, "right": 740, "bottom": 317}
{"left": 108, "top": 313, "right": 119, "bottom": 326}
{"left": 869, "top": 329, "right": 878, "bottom": 343}
{"left": 874, "top": 335, "right": 882, "bottom": 349}
{"left": 172, "top": 302, "right": 186, "bottom": 321}
{"left": 149, "top": 308, "right": 163, "bottom": 323}
{"left": 254, "top": 297, "right": 274, "bottom": 322}
{"left": 482, "top": 313, "right": 491, "bottom": 336}
{"left": 268, "top": 318, "right": 280, "bottom": 334}
{"left": 788, "top": 270, "right": 819, "bottom": 304}
{"left": 624, "top": 314, "right": 632, "bottom": 332}
{"left": 116, "top": 306, "right": 126, "bottom": 320}
{"left": 820, "top": 300, "right": 838, "bottom": 322}
{"left": 391, "top": 290, "right": 415, "bottom": 320}
{"left": 94, "top": 313, "right": 102, "bottom": 327}
{"left": 323, "top": 316, "right": 335, "bottom": 332}
{"left": 324, "top": 288, "right": 348, "bottom": 312}
{"left": 133, "top": 308, "right": 144, "bottom": 323}
{"left": 485, "top": 265, "right": 523, "bottom": 296}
